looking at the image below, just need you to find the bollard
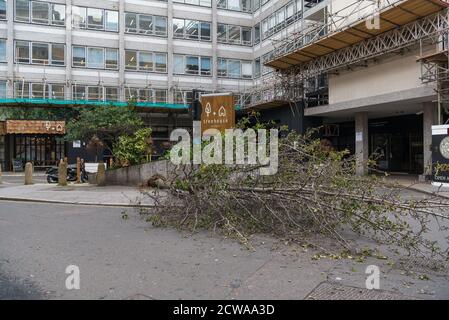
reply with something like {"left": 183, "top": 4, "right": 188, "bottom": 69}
{"left": 97, "top": 162, "right": 106, "bottom": 186}
{"left": 76, "top": 157, "right": 81, "bottom": 184}
{"left": 0, "top": 165, "right": 2, "bottom": 184}
{"left": 24, "top": 162, "right": 33, "bottom": 185}
{"left": 58, "top": 159, "right": 68, "bottom": 186}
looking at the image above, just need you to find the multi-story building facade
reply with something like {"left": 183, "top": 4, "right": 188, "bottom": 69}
{"left": 0, "top": 0, "right": 328, "bottom": 170}
{"left": 258, "top": 0, "right": 449, "bottom": 178}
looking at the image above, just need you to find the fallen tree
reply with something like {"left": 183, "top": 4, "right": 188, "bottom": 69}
{"left": 142, "top": 118, "right": 449, "bottom": 266}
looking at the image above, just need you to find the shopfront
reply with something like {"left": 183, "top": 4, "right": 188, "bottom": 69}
{"left": 0, "top": 120, "right": 66, "bottom": 171}
{"left": 324, "top": 114, "right": 424, "bottom": 174}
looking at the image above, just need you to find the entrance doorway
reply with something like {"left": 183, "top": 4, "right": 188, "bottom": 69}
{"left": 369, "top": 115, "right": 423, "bottom": 174}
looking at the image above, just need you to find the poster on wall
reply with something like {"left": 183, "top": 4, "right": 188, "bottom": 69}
{"left": 432, "top": 125, "right": 449, "bottom": 187}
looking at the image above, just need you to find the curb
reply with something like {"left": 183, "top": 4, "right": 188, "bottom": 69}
{"left": 0, "top": 196, "right": 155, "bottom": 208}
{"left": 402, "top": 185, "right": 449, "bottom": 199}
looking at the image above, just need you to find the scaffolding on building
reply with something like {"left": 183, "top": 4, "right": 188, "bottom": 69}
{"left": 246, "top": 0, "right": 449, "bottom": 113}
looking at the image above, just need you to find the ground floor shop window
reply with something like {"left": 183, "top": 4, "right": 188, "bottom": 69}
{"left": 13, "top": 135, "right": 65, "bottom": 167}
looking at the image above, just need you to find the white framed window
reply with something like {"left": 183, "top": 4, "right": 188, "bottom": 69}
{"left": 73, "top": 6, "right": 118, "bottom": 31}
{"left": 15, "top": 41, "right": 65, "bottom": 66}
{"left": 125, "top": 13, "right": 167, "bottom": 36}
{"left": 14, "top": 82, "right": 65, "bottom": 99}
{"left": 174, "top": 20, "right": 209, "bottom": 41}
{"left": 218, "top": 58, "right": 253, "bottom": 79}
{"left": 125, "top": 50, "right": 167, "bottom": 72}
{"left": 173, "top": 54, "right": 211, "bottom": 76}
{"left": 15, "top": 1, "right": 65, "bottom": 26}
{"left": 73, "top": 46, "right": 117, "bottom": 69}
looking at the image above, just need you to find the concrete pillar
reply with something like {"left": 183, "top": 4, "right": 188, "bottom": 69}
{"left": 211, "top": 0, "right": 218, "bottom": 92}
{"left": 6, "top": 0, "right": 14, "bottom": 98}
{"left": 65, "top": 1, "right": 72, "bottom": 100}
{"left": 355, "top": 112, "right": 369, "bottom": 176}
{"left": 119, "top": 0, "right": 125, "bottom": 101}
{"left": 422, "top": 102, "right": 438, "bottom": 178}
{"left": 167, "top": 0, "right": 174, "bottom": 103}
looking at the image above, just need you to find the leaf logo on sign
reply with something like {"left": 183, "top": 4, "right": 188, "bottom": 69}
{"left": 205, "top": 103, "right": 212, "bottom": 117}
{"left": 218, "top": 106, "right": 226, "bottom": 117}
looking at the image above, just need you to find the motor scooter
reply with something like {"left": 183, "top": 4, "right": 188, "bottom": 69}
{"left": 46, "top": 164, "right": 88, "bottom": 183}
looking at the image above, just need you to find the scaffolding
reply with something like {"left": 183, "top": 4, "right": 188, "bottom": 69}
{"left": 419, "top": 41, "right": 449, "bottom": 123}
{"left": 246, "top": 0, "right": 449, "bottom": 111}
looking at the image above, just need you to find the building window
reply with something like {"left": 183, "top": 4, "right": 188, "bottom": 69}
{"left": 71, "top": 85, "right": 118, "bottom": 101}
{"left": 125, "top": 50, "right": 167, "bottom": 72}
{"left": 87, "top": 47, "right": 104, "bottom": 69}
{"left": 51, "top": 44, "right": 65, "bottom": 66}
{"left": 31, "top": 1, "right": 49, "bottom": 24}
{"left": 125, "top": 13, "right": 167, "bottom": 36}
{"left": 254, "top": 58, "right": 261, "bottom": 78}
{"left": 15, "top": 41, "right": 65, "bottom": 66}
{"left": 173, "top": 54, "right": 211, "bottom": 76}
{"left": 0, "top": 0, "right": 6, "bottom": 20}
{"left": 105, "top": 10, "right": 119, "bottom": 31}
{"left": 72, "top": 6, "right": 118, "bottom": 32}
{"left": 73, "top": 46, "right": 118, "bottom": 70}
{"left": 173, "top": 19, "right": 211, "bottom": 41}
{"left": 15, "top": 0, "right": 65, "bottom": 26}
{"left": 31, "top": 42, "right": 49, "bottom": 64}
{"left": 218, "top": 58, "right": 253, "bottom": 79}
{"left": 0, "top": 39, "right": 6, "bottom": 62}
{"left": 105, "top": 87, "right": 118, "bottom": 101}
{"left": 15, "top": 0, "right": 31, "bottom": 22}
{"left": 51, "top": 4, "right": 65, "bottom": 26}
{"left": 0, "top": 80, "right": 6, "bottom": 98}
{"left": 87, "top": 8, "right": 103, "bottom": 29}
{"left": 217, "top": 24, "right": 252, "bottom": 46}
{"left": 125, "top": 87, "right": 168, "bottom": 103}
{"left": 254, "top": 23, "right": 260, "bottom": 44}
{"left": 105, "top": 49, "right": 118, "bottom": 69}
{"left": 14, "top": 81, "right": 65, "bottom": 99}
{"left": 173, "top": 0, "right": 211, "bottom": 7}
{"left": 174, "top": 90, "right": 210, "bottom": 104}
{"left": 261, "top": 1, "right": 301, "bottom": 39}
{"left": 217, "top": 0, "right": 251, "bottom": 12}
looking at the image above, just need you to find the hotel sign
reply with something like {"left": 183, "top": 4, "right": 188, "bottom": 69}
{"left": 5, "top": 120, "right": 66, "bottom": 135}
{"left": 200, "top": 94, "right": 235, "bottom": 133}
{"left": 432, "top": 125, "right": 449, "bottom": 187}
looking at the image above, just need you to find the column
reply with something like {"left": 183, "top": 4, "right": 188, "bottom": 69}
{"left": 211, "top": 0, "right": 218, "bottom": 91}
{"left": 167, "top": 0, "right": 174, "bottom": 103}
{"left": 6, "top": 0, "right": 14, "bottom": 97}
{"left": 355, "top": 112, "right": 369, "bottom": 176}
{"left": 119, "top": 0, "right": 125, "bottom": 101}
{"left": 422, "top": 102, "right": 438, "bottom": 178}
{"left": 65, "top": 1, "right": 72, "bottom": 100}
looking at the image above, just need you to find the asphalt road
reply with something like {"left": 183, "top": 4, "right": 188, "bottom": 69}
{"left": 0, "top": 199, "right": 448, "bottom": 300}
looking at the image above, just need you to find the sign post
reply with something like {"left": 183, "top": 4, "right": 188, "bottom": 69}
{"left": 431, "top": 125, "right": 449, "bottom": 187}
{"left": 200, "top": 93, "right": 235, "bottom": 133}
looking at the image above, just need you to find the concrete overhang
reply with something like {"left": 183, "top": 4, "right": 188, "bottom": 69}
{"left": 304, "top": 86, "right": 437, "bottom": 119}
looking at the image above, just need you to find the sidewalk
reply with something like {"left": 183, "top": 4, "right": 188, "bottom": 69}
{"left": 0, "top": 182, "right": 158, "bottom": 207}
{"left": 386, "top": 175, "right": 449, "bottom": 199}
